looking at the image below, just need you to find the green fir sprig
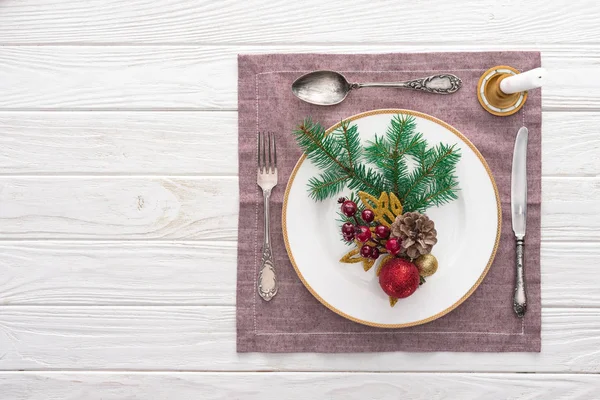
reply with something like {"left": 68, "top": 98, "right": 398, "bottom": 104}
{"left": 293, "top": 114, "right": 461, "bottom": 213}
{"left": 294, "top": 119, "right": 387, "bottom": 200}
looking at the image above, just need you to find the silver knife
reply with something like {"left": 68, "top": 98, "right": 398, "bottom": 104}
{"left": 511, "top": 127, "right": 528, "bottom": 317}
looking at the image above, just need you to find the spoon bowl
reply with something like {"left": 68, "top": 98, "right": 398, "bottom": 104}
{"left": 292, "top": 70, "right": 352, "bottom": 106}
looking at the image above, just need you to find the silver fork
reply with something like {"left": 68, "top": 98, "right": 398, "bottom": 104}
{"left": 257, "top": 131, "right": 278, "bottom": 301}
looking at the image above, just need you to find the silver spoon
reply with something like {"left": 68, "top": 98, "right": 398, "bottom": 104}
{"left": 292, "top": 70, "right": 462, "bottom": 106}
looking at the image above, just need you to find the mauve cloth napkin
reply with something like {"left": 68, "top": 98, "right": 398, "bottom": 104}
{"left": 237, "top": 52, "right": 541, "bottom": 352}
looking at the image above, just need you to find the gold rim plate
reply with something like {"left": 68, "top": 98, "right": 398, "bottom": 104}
{"left": 282, "top": 109, "right": 501, "bottom": 328}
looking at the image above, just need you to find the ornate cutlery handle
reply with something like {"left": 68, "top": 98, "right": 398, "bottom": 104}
{"left": 354, "top": 74, "right": 462, "bottom": 94}
{"left": 258, "top": 190, "right": 278, "bottom": 301}
{"left": 513, "top": 238, "right": 527, "bottom": 317}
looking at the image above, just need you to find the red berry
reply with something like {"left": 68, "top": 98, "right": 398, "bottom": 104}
{"left": 343, "top": 232, "right": 355, "bottom": 241}
{"left": 385, "top": 237, "right": 402, "bottom": 255}
{"left": 360, "top": 245, "right": 373, "bottom": 258}
{"left": 341, "top": 200, "right": 357, "bottom": 217}
{"left": 341, "top": 222, "right": 355, "bottom": 235}
{"left": 356, "top": 226, "right": 372, "bottom": 243}
{"left": 361, "top": 209, "right": 375, "bottom": 223}
{"left": 375, "top": 225, "right": 390, "bottom": 239}
{"left": 370, "top": 247, "right": 380, "bottom": 259}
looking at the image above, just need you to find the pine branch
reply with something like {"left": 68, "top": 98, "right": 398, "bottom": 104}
{"left": 408, "top": 176, "right": 460, "bottom": 212}
{"left": 332, "top": 120, "right": 361, "bottom": 169}
{"left": 307, "top": 169, "right": 349, "bottom": 201}
{"left": 294, "top": 119, "right": 386, "bottom": 201}
{"left": 365, "top": 114, "right": 425, "bottom": 197}
{"left": 294, "top": 114, "right": 460, "bottom": 211}
{"left": 294, "top": 119, "right": 347, "bottom": 172}
{"left": 348, "top": 164, "right": 388, "bottom": 197}
{"left": 401, "top": 144, "right": 461, "bottom": 212}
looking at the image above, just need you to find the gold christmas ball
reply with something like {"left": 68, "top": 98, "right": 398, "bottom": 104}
{"left": 415, "top": 254, "right": 438, "bottom": 277}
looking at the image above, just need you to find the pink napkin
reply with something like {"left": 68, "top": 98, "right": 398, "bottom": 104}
{"left": 237, "top": 52, "right": 541, "bottom": 352}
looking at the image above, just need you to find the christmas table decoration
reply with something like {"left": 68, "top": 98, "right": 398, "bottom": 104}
{"left": 293, "top": 114, "right": 461, "bottom": 305}
{"left": 237, "top": 52, "right": 541, "bottom": 353}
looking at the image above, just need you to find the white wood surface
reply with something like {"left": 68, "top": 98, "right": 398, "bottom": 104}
{"left": 0, "top": 0, "right": 597, "bottom": 45}
{"left": 0, "top": 177, "right": 597, "bottom": 241}
{"left": 0, "top": 112, "right": 238, "bottom": 174}
{"left": 0, "top": 111, "right": 597, "bottom": 176}
{"left": 1, "top": 372, "right": 599, "bottom": 400}
{"left": 1, "top": 306, "right": 600, "bottom": 372}
{"left": 0, "top": 45, "right": 596, "bottom": 110}
{"left": 0, "top": 241, "right": 595, "bottom": 307}
{"left": 0, "top": 0, "right": 599, "bottom": 398}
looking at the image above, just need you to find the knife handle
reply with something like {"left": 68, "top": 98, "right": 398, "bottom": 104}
{"left": 513, "top": 238, "right": 527, "bottom": 317}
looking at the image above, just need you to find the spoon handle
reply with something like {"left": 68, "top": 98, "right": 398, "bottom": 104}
{"left": 355, "top": 74, "right": 462, "bottom": 94}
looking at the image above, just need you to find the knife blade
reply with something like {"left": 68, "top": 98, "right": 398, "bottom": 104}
{"left": 511, "top": 126, "right": 528, "bottom": 317}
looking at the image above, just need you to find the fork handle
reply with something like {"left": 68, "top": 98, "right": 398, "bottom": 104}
{"left": 258, "top": 190, "right": 278, "bottom": 301}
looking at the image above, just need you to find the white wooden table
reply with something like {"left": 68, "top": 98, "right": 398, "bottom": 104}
{"left": 0, "top": 1, "right": 599, "bottom": 398}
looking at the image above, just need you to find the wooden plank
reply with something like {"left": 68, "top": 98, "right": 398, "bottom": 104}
{"left": 542, "top": 112, "right": 600, "bottom": 176}
{"left": 541, "top": 178, "right": 600, "bottom": 241}
{"left": 0, "top": 0, "right": 597, "bottom": 44}
{"left": 0, "top": 45, "right": 594, "bottom": 110}
{"left": 1, "top": 372, "right": 598, "bottom": 399}
{"left": 0, "top": 241, "right": 236, "bottom": 306}
{"left": 0, "top": 112, "right": 238, "bottom": 175}
{"left": 0, "top": 177, "right": 239, "bottom": 240}
{"left": 0, "top": 241, "right": 596, "bottom": 307}
{"left": 0, "top": 111, "right": 597, "bottom": 176}
{"left": 0, "top": 306, "right": 597, "bottom": 372}
{"left": 0, "top": 176, "right": 596, "bottom": 240}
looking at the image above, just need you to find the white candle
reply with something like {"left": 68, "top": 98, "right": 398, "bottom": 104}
{"left": 499, "top": 67, "right": 546, "bottom": 94}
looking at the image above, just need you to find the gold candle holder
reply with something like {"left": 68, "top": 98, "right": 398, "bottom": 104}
{"left": 477, "top": 65, "right": 528, "bottom": 117}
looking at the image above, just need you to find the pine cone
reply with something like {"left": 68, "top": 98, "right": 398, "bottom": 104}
{"left": 390, "top": 212, "right": 437, "bottom": 259}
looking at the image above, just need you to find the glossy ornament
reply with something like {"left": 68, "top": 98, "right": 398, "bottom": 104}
{"left": 379, "top": 258, "right": 420, "bottom": 299}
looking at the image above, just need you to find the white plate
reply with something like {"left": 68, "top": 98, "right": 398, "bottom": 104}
{"left": 283, "top": 109, "right": 501, "bottom": 328}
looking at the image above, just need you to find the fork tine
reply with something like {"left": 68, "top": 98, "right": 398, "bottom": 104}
{"left": 262, "top": 131, "right": 267, "bottom": 172}
{"left": 273, "top": 132, "right": 277, "bottom": 169}
{"left": 268, "top": 132, "right": 272, "bottom": 172}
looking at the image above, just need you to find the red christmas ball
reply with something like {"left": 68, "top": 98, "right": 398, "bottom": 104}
{"left": 378, "top": 258, "right": 420, "bottom": 299}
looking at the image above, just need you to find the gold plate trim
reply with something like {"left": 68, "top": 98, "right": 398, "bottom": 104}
{"left": 282, "top": 109, "right": 502, "bottom": 328}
